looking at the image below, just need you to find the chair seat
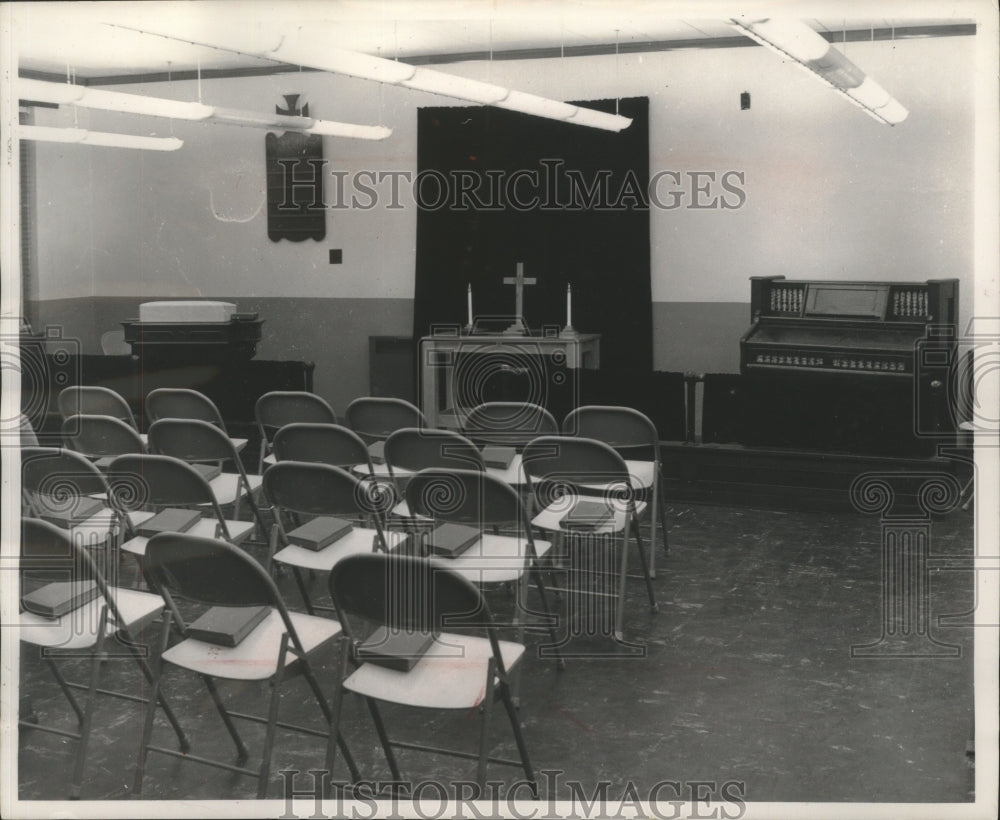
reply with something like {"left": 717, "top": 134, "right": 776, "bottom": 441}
{"left": 231, "top": 437, "right": 248, "bottom": 453}
{"left": 163, "top": 609, "right": 341, "bottom": 681}
{"left": 121, "top": 517, "right": 255, "bottom": 556}
{"left": 531, "top": 496, "right": 647, "bottom": 535}
{"left": 273, "top": 528, "right": 407, "bottom": 572}
{"left": 388, "top": 499, "right": 433, "bottom": 522}
{"left": 484, "top": 453, "right": 529, "bottom": 487}
{"left": 344, "top": 632, "right": 524, "bottom": 709}
{"left": 263, "top": 452, "right": 276, "bottom": 466}
{"left": 20, "top": 586, "right": 164, "bottom": 650}
{"left": 138, "top": 433, "right": 149, "bottom": 446}
{"left": 442, "top": 532, "right": 552, "bottom": 584}
{"left": 209, "top": 472, "right": 263, "bottom": 506}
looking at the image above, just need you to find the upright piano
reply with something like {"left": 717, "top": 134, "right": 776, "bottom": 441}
{"left": 737, "top": 276, "right": 959, "bottom": 456}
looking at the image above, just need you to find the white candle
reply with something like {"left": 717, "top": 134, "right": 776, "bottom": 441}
{"left": 566, "top": 282, "right": 573, "bottom": 327}
{"left": 467, "top": 283, "right": 473, "bottom": 326}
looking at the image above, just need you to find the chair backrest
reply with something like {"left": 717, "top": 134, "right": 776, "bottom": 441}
{"left": 62, "top": 414, "right": 145, "bottom": 459}
{"left": 329, "top": 552, "right": 489, "bottom": 635}
{"left": 148, "top": 418, "right": 237, "bottom": 464}
{"left": 107, "top": 453, "right": 218, "bottom": 510}
{"left": 146, "top": 388, "right": 225, "bottom": 429}
{"left": 145, "top": 533, "right": 301, "bottom": 645}
{"left": 263, "top": 461, "right": 390, "bottom": 519}
{"left": 562, "top": 405, "right": 659, "bottom": 452}
{"left": 21, "top": 446, "right": 109, "bottom": 499}
{"left": 272, "top": 423, "right": 371, "bottom": 469}
{"left": 345, "top": 397, "right": 426, "bottom": 442}
{"left": 384, "top": 428, "right": 485, "bottom": 475}
{"left": 58, "top": 386, "right": 137, "bottom": 429}
{"left": 462, "top": 402, "right": 558, "bottom": 447}
{"left": 521, "top": 435, "right": 632, "bottom": 487}
{"left": 21, "top": 517, "right": 117, "bottom": 609}
{"left": 255, "top": 391, "right": 337, "bottom": 444}
{"left": 405, "top": 468, "right": 525, "bottom": 530}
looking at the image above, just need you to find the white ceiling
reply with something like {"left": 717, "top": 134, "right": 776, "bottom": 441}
{"left": 11, "top": 1, "right": 972, "bottom": 83}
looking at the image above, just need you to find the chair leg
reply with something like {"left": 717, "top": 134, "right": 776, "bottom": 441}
{"left": 657, "top": 466, "right": 670, "bottom": 557}
{"left": 300, "top": 643, "right": 361, "bottom": 782}
{"left": 119, "top": 630, "right": 189, "bottom": 750}
{"left": 44, "top": 657, "right": 85, "bottom": 725}
{"left": 475, "top": 659, "right": 498, "bottom": 789}
{"left": 70, "top": 608, "right": 109, "bottom": 799}
{"left": 530, "top": 567, "right": 564, "bottom": 670}
{"left": 365, "top": 697, "right": 403, "bottom": 782}
{"left": 201, "top": 674, "right": 249, "bottom": 763}
{"left": 324, "top": 640, "right": 358, "bottom": 793}
{"left": 134, "top": 611, "right": 173, "bottom": 795}
{"left": 648, "top": 479, "right": 658, "bottom": 579}
{"left": 291, "top": 566, "right": 315, "bottom": 615}
{"left": 630, "top": 518, "right": 658, "bottom": 612}
{"left": 257, "top": 635, "right": 290, "bottom": 799}
{"left": 615, "top": 519, "right": 631, "bottom": 643}
{"left": 498, "top": 679, "right": 537, "bottom": 797}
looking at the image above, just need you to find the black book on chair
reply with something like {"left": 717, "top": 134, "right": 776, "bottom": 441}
{"left": 560, "top": 499, "right": 614, "bottom": 531}
{"left": 356, "top": 625, "right": 436, "bottom": 671}
{"left": 480, "top": 446, "right": 517, "bottom": 470}
{"left": 37, "top": 496, "right": 105, "bottom": 529}
{"left": 138, "top": 508, "right": 202, "bottom": 538}
{"left": 286, "top": 516, "right": 354, "bottom": 551}
{"left": 427, "top": 522, "right": 480, "bottom": 558}
{"left": 22, "top": 580, "right": 100, "bottom": 619}
{"left": 187, "top": 605, "right": 270, "bottom": 647}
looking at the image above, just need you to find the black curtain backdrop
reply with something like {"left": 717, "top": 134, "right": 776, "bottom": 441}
{"left": 413, "top": 97, "right": 651, "bottom": 374}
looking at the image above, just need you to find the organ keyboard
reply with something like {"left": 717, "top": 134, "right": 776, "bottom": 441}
{"left": 740, "top": 277, "right": 958, "bottom": 377}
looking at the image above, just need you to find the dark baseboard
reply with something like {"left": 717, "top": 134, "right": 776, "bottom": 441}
{"left": 660, "top": 441, "right": 971, "bottom": 513}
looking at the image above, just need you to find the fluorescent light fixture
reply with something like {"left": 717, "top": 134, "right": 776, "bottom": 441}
{"left": 19, "top": 79, "right": 392, "bottom": 140}
{"left": 19, "top": 124, "right": 183, "bottom": 151}
{"left": 731, "top": 18, "right": 908, "bottom": 125}
{"left": 105, "top": 25, "right": 633, "bottom": 132}
{"left": 402, "top": 68, "right": 509, "bottom": 104}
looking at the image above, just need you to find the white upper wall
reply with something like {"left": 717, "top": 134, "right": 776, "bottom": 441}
{"left": 32, "top": 33, "right": 975, "bottom": 320}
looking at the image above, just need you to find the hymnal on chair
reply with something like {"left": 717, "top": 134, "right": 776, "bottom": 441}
{"left": 481, "top": 446, "right": 517, "bottom": 469}
{"left": 287, "top": 516, "right": 354, "bottom": 551}
{"left": 427, "top": 522, "right": 480, "bottom": 558}
{"left": 138, "top": 508, "right": 202, "bottom": 537}
{"left": 38, "top": 496, "right": 105, "bottom": 528}
{"left": 22, "top": 580, "right": 100, "bottom": 619}
{"left": 355, "top": 626, "right": 436, "bottom": 671}
{"left": 560, "top": 499, "right": 614, "bottom": 531}
{"left": 186, "top": 605, "right": 270, "bottom": 647}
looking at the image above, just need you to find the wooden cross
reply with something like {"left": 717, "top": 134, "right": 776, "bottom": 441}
{"left": 503, "top": 263, "right": 536, "bottom": 329}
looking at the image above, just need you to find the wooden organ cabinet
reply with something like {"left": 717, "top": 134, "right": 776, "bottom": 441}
{"left": 738, "top": 276, "right": 959, "bottom": 457}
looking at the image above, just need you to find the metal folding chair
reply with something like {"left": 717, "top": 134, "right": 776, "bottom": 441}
{"left": 61, "top": 413, "right": 146, "bottom": 468}
{"left": 18, "top": 518, "right": 189, "bottom": 799}
{"left": 461, "top": 401, "right": 558, "bottom": 448}
{"left": 134, "top": 533, "right": 358, "bottom": 798}
{"left": 326, "top": 552, "right": 536, "bottom": 795}
{"left": 563, "top": 405, "right": 670, "bottom": 575}
{"left": 263, "top": 460, "right": 399, "bottom": 614}
{"left": 405, "top": 467, "right": 562, "bottom": 670}
{"left": 345, "top": 397, "right": 427, "bottom": 473}
{"left": 147, "top": 417, "right": 267, "bottom": 535}
{"left": 254, "top": 390, "right": 338, "bottom": 472}
{"left": 58, "top": 385, "right": 143, "bottom": 437}
{"left": 146, "top": 387, "right": 248, "bottom": 453}
{"left": 521, "top": 435, "right": 657, "bottom": 645}
{"left": 108, "top": 453, "right": 256, "bottom": 568}
{"left": 273, "top": 422, "right": 373, "bottom": 474}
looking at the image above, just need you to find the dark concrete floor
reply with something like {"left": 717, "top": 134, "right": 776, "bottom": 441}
{"left": 16, "top": 499, "right": 976, "bottom": 810}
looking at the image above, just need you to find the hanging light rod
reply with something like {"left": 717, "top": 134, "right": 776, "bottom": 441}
{"left": 730, "top": 18, "right": 908, "bottom": 125}
{"left": 106, "top": 24, "right": 632, "bottom": 132}
{"left": 17, "top": 78, "right": 392, "bottom": 140}
{"left": 18, "top": 124, "right": 183, "bottom": 151}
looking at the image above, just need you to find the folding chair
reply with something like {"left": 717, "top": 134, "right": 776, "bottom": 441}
{"left": 61, "top": 414, "right": 145, "bottom": 469}
{"left": 146, "top": 387, "right": 248, "bottom": 453}
{"left": 255, "top": 390, "right": 338, "bottom": 473}
{"left": 108, "top": 454, "right": 256, "bottom": 568}
{"left": 273, "top": 422, "right": 373, "bottom": 474}
{"left": 461, "top": 401, "right": 558, "bottom": 448}
{"left": 18, "top": 518, "right": 189, "bottom": 799}
{"left": 563, "top": 405, "right": 670, "bottom": 575}
{"left": 521, "top": 436, "right": 657, "bottom": 645}
{"left": 135, "top": 533, "right": 358, "bottom": 799}
{"left": 383, "top": 427, "right": 485, "bottom": 521}
{"left": 263, "top": 461, "right": 400, "bottom": 614}
{"left": 326, "top": 552, "right": 536, "bottom": 795}
{"left": 405, "top": 468, "right": 562, "bottom": 669}
{"left": 58, "top": 385, "right": 144, "bottom": 442}
{"left": 21, "top": 446, "right": 150, "bottom": 554}
{"left": 147, "top": 417, "right": 267, "bottom": 535}
{"left": 345, "top": 397, "right": 427, "bottom": 474}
